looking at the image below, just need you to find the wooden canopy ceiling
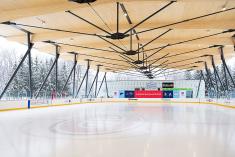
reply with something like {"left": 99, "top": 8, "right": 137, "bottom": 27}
{"left": 0, "top": 0, "right": 234, "bottom": 76}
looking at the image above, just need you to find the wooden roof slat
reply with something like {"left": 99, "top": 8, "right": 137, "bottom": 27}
{"left": 0, "top": 0, "right": 234, "bottom": 72}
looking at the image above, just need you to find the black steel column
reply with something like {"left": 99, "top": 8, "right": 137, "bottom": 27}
{"left": 223, "top": 61, "right": 229, "bottom": 91}
{"left": 205, "top": 62, "right": 216, "bottom": 97}
{"left": 211, "top": 57, "right": 219, "bottom": 98}
{"left": 0, "top": 37, "right": 34, "bottom": 100}
{"left": 75, "top": 69, "right": 88, "bottom": 98}
{"left": 219, "top": 46, "right": 235, "bottom": 88}
{"left": 73, "top": 54, "right": 77, "bottom": 98}
{"left": 85, "top": 60, "right": 90, "bottom": 98}
{"left": 88, "top": 65, "right": 101, "bottom": 97}
{"left": 213, "top": 63, "right": 218, "bottom": 97}
{"left": 196, "top": 71, "right": 203, "bottom": 98}
{"left": 201, "top": 70, "right": 208, "bottom": 95}
{"left": 232, "top": 34, "right": 235, "bottom": 51}
{"left": 211, "top": 55, "right": 225, "bottom": 92}
{"left": 214, "top": 70, "right": 219, "bottom": 98}
{"left": 55, "top": 45, "right": 59, "bottom": 97}
{"left": 104, "top": 73, "right": 109, "bottom": 98}
{"left": 61, "top": 54, "right": 77, "bottom": 96}
{"left": 27, "top": 32, "right": 33, "bottom": 99}
{"left": 35, "top": 53, "right": 60, "bottom": 98}
{"left": 97, "top": 72, "right": 106, "bottom": 97}
{"left": 95, "top": 66, "right": 101, "bottom": 97}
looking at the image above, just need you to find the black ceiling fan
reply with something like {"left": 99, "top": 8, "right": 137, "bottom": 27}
{"left": 107, "top": 27, "right": 172, "bottom": 58}
{"left": 113, "top": 1, "right": 175, "bottom": 41}
{"left": 138, "top": 52, "right": 148, "bottom": 71}
{"left": 66, "top": 1, "right": 176, "bottom": 40}
{"left": 125, "top": 29, "right": 138, "bottom": 55}
{"left": 69, "top": 0, "right": 96, "bottom": 3}
{"left": 66, "top": 0, "right": 173, "bottom": 66}
{"left": 119, "top": 3, "right": 140, "bottom": 41}
{"left": 132, "top": 44, "right": 144, "bottom": 65}
{"left": 142, "top": 53, "right": 162, "bottom": 79}
{"left": 119, "top": 3, "right": 144, "bottom": 62}
{"left": 66, "top": 0, "right": 175, "bottom": 79}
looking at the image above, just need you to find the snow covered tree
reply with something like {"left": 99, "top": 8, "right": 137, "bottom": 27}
{"left": 193, "top": 70, "right": 201, "bottom": 80}
{"left": 17, "top": 59, "right": 30, "bottom": 97}
{"left": 8, "top": 61, "right": 20, "bottom": 97}
{"left": 0, "top": 49, "right": 17, "bottom": 93}
{"left": 32, "top": 57, "right": 41, "bottom": 92}
{"left": 184, "top": 71, "right": 192, "bottom": 80}
{"left": 59, "top": 62, "right": 70, "bottom": 96}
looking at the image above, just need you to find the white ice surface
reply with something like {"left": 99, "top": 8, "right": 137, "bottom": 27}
{"left": 0, "top": 102, "right": 235, "bottom": 157}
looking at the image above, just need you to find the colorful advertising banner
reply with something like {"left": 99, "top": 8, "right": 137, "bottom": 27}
{"left": 163, "top": 91, "right": 173, "bottom": 98}
{"left": 114, "top": 91, "right": 119, "bottom": 98}
{"left": 135, "top": 90, "right": 163, "bottom": 98}
{"left": 125, "top": 91, "right": 135, "bottom": 98}
{"left": 186, "top": 91, "right": 193, "bottom": 98}
{"left": 119, "top": 90, "right": 125, "bottom": 98}
{"left": 179, "top": 90, "right": 186, "bottom": 98}
{"left": 173, "top": 90, "right": 180, "bottom": 98}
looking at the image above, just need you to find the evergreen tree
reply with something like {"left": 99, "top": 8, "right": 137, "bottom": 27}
{"left": 9, "top": 61, "right": 20, "bottom": 97}
{"left": 59, "top": 62, "right": 70, "bottom": 96}
{"left": 227, "top": 65, "right": 234, "bottom": 90}
{"left": 232, "top": 64, "right": 235, "bottom": 84}
{"left": 8, "top": 56, "right": 29, "bottom": 98}
{"left": 193, "top": 70, "right": 201, "bottom": 80}
{"left": 0, "top": 49, "right": 16, "bottom": 92}
{"left": 17, "top": 61, "right": 30, "bottom": 97}
{"left": 35, "top": 58, "right": 51, "bottom": 98}
{"left": 39, "top": 58, "right": 54, "bottom": 97}
{"left": 184, "top": 71, "right": 192, "bottom": 80}
{"left": 32, "top": 57, "right": 40, "bottom": 91}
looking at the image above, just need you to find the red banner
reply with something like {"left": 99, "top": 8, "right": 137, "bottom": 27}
{"left": 134, "top": 90, "right": 163, "bottom": 98}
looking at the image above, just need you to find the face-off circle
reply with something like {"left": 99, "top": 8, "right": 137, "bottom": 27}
{"left": 19, "top": 109, "right": 147, "bottom": 139}
{"left": 50, "top": 113, "right": 143, "bottom": 136}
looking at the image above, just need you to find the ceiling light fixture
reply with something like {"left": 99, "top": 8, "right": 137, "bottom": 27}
{"left": 221, "top": 0, "right": 229, "bottom": 11}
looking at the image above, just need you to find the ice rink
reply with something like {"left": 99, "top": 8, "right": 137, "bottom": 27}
{"left": 0, "top": 102, "right": 235, "bottom": 157}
